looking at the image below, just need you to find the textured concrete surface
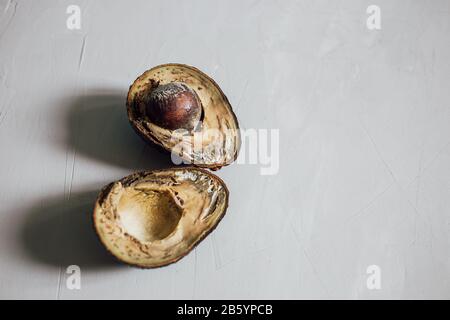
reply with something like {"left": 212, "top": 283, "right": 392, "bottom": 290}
{"left": 0, "top": 0, "right": 449, "bottom": 299}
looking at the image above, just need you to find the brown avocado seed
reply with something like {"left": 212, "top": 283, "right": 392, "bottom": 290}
{"left": 143, "top": 82, "right": 202, "bottom": 131}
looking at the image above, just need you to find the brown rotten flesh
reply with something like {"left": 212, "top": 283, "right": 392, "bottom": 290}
{"left": 127, "top": 63, "right": 241, "bottom": 169}
{"left": 93, "top": 167, "right": 229, "bottom": 268}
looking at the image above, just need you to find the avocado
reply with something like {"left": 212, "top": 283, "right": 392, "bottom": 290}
{"left": 126, "top": 63, "right": 241, "bottom": 170}
{"left": 93, "top": 167, "right": 229, "bottom": 268}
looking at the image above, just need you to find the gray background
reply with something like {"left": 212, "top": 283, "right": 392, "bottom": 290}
{"left": 0, "top": 0, "right": 449, "bottom": 299}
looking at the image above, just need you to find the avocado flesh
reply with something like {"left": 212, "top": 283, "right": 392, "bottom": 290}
{"left": 93, "top": 167, "right": 229, "bottom": 268}
{"left": 127, "top": 64, "right": 241, "bottom": 169}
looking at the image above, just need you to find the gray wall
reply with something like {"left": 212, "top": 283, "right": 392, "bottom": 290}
{"left": 0, "top": 0, "right": 449, "bottom": 299}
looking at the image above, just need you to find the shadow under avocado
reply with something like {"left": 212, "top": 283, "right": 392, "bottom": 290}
{"left": 65, "top": 91, "right": 172, "bottom": 170}
{"left": 21, "top": 190, "right": 128, "bottom": 269}
{"left": 20, "top": 190, "right": 122, "bottom": 269}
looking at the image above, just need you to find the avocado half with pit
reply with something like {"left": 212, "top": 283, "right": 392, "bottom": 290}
{"left": 93, "top": 167, "right": 228, "bottom": 268}
{"left": 126, "top": 63, "right": 241, "bottom": 170}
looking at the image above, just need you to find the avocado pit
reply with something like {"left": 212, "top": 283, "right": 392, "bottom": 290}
{"left": 142, "top": 82, "right": 202, "bottom": 131}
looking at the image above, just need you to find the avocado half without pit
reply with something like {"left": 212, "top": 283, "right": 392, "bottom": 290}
{"left": 126, "top": 63, "right": 241, "bottom": 169}
{"left": 94, "top": 167, "right": 229, "bottom": 268}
